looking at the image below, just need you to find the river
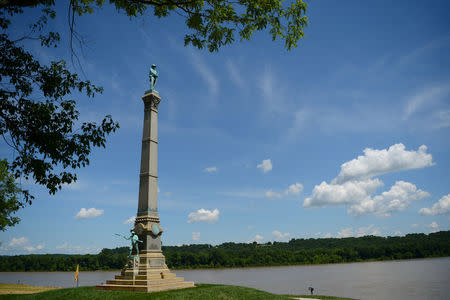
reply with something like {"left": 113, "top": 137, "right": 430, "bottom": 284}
{"left": 0, "top": 257, "right": 448, "bottom": 299}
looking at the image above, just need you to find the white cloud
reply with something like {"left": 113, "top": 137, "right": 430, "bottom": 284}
{"left": 324, "top": 233, "right": 332, "bottom": 238}
{"left": 189, "top": 51, "right": 218, "bottom": 95}
{"left": 436, "top": 110, "right": 450, "bottom": 128}
{"left": 356, "top": 225, "right": 381, "bottom": 237}
{"left": 394, "top": 231, "right": 402, "bottom": 236}
{"left": 403, "top": 84, "right": 450, "bottom": 120}
{"left": 24, "top": 244, "right": 44, "bottom": 252}
{"left": 304, "top": 179, "right": 383, "bottom": 208}
{"left": 192, "top": 232, "right": 200, "bottom": 241}
{"left": 265, "top": 189, "right": 282, "bottom": 199}
{"left": 187, "top": 208, "right": 220, "bottom": 223}
{"left": 272, "top": 230, "right": 290, "bottom": 241}
{"left": 348, "top": 181, "right": 430, "bottom": 217}
{"left": 62, "top": 180, "right": 84, "bottom": 191}
{"left": 8, "top": 237, "right": 28, "bottom": 248}
{"left": 124, "top": 216, "right": 136, "bottom": 224}
{"left": 204, "top": 166, "right": 218, "bottom": 173}
{"left": 285, "top": 182, "right": 304, "bottom": 196}
{"left": 249, "top": 234, "right": 264, "bottom": 243}
{"left": 257, "top": 159, "right": 273, "bottom": 173}
{"left": 334, "top": 144, "right": 434, "bottom": 184}
{"left": 304, "top": 144, "right": 433, "bottom": 217}
{"left": 419, "top": 194, "right": 450, "bottom": 216}
{"left": 429, "top": 221, "right": 439, "bottom": 233}
{"left": 337, "top": 226, "right": 381, "bottom": 238}
{"left": 337, "top": 228, "right": 353, "bottom": 238}
{"left": 226, "top": 59, "right": 245, "bottom": 89}
{"left": 56, "top": 242, "right": 69, "bottom": 249}
{"left": 75, "top": 208, "right": 104, "bottom": 219}
{"left": 55, "top": 242, "right": 100, "bottom": 254}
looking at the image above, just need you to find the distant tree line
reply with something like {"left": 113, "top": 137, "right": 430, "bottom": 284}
{"left": 0, "top": 231, "right": 449, "bottom": 271}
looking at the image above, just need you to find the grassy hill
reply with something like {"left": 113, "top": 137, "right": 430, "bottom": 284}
{"left": 0, "top": 284, "right": 356, "bottom": 300}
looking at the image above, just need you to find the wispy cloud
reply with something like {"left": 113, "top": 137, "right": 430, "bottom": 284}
{"left": 189, "top": 50, "right": 219, "bottom": 96}
{"left": 204, "top": 166, "right": 218, "bottom": 173}
{"left": 192, "top": 232, "right": 200, "bottom": 241}
{"left": 226, "top": 58, "right": 245, "bottom": 89}
{"left": 403, "top": 83, "right": 450, "bottom": 120}
{"left": 265, "top": 189, "right": 282, "bottom": 199}
{"left": 123, "top": 216, "right": 136, "bottom": 224}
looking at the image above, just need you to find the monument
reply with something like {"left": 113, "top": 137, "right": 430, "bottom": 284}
{"left": 96, "top": 65, "right": 195, "bottom": 292}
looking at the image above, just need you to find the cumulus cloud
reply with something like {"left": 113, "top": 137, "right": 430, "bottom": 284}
{"left": 272, "top": 230, "right": 290, "bottom": 240}
{"left": 8, "top": 237, "right": 28, "bottom": 248}
{"left": 333, "top": 144, "right": 434, "bottom": 184}
{"left": 337, "top": 228, "right": 354, "bottom": 238}
{"left": 257, "top": 159, "right": 272, "bottom": 173}
{"left": 348, "top": 181, "right": 430, "bottom": 217}
{"left": 265, "top": 190, "right": 282, "bottom": 199}
{"left": 304, "top": 143, "right": 433, "bottom": 217}
{"left": 304, "top": 179, "right": 383, "bottom": 208}
{"left": 204, "top": 166, "right": 218, "bottom": 173}
{"left": 324, "top": 233, "right": 332, "bottom": 238}
{"left": 124, "top": 216, "right": 136, "bottom": 224}
{"left": 419, "top": 194, "right": 450, "bottom": 216}
{"left": 187, "top": 208, "right": 220, "bottom": 223}
{"left": 75, "top": 208, "right": 104, "bottom": 219}
{"left": 285, "top": 182, "right": 304, "bottom": 195}
{"left": 192, "top": 232, "right": 200, "bottom": 241}
{"left": 429, "top": 221, "right": 439, "bottom": 233}
{"left": 337, "top": 225, "right": 380, "bottom": 238}
{"left": 248, "top": 234, "right": 264, "bottom": 243}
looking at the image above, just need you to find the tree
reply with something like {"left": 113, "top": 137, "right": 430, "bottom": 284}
{"left": 0, "top": 159, "right": 25, "bottom": 230}
{"left": 0, "top": 0, "right": 308, "bottom": 228}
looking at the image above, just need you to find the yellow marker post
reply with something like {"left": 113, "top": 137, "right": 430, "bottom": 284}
{"left": 74, "top": 264, "right": 79, "bottom": 287}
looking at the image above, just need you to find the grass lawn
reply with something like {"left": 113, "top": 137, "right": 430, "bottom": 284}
{"left": 0, "top": 283, "right": 357, "bottom": 300}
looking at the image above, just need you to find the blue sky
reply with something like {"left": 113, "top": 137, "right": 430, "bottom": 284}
{"left": 1, "top": 0, "right": 449, "bottom": 255}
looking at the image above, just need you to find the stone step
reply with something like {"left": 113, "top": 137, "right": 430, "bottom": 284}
{"left": 96, "top": 281, "right": 195, "bottom": 292}
{"left": 115, "top": 273, "right": 177, "bottom": 280}
{"left": 107, "top": 277, "right": 185, "bottom": 286}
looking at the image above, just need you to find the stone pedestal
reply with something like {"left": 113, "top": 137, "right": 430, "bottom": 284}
{"left": 96, "top": 91, "right": 194, "bottom": 292}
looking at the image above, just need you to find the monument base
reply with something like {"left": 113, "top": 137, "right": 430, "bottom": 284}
{"left": 95, "top": 252, "right": 194, "bottom": 292}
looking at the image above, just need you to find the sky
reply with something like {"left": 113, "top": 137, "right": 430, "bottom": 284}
{"left": 1, "top": 0, "right": 449, "bottom": 255}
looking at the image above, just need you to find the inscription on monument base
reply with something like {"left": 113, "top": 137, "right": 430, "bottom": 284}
{"left": 149, "top": 258, "right": 165, "bottom": 267}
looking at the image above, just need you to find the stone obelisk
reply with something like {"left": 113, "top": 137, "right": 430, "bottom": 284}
{"left": 96, "top": 65, "right": 194, "bottom": 292}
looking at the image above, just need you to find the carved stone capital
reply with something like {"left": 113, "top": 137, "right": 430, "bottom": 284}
{"left": 142, "top": 91, "right": 161, "bottom": 110}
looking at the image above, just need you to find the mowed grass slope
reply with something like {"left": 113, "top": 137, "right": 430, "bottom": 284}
{"left": 0, "top": 283, "right": 357, "bottom": 300}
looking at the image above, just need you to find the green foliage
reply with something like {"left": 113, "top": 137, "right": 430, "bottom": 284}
{"left": 0, "top": 2, "right": 119, "bottom": 228}
{"left": 0, "top": 159, "right": 26, "bottom": 230}
{"left": 0, "top": 231, "right": 449, "bottom": 272}
{"left": 4, "top": 0, "right": 308, "bottom": 52}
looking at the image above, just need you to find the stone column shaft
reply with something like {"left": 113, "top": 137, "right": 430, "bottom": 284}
{"left": 135, "top": 91, "right": 163, "bottom": 254}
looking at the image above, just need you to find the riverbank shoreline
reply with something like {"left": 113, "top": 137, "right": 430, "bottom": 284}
{"left": 0, "top": 256, "right": 447, "bottom": 272}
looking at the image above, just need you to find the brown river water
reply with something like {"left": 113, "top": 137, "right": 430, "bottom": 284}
{"left": 0, "top": 257, "right": 448, "bottom": 299}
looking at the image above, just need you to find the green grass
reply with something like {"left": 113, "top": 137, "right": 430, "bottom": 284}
{"left": 0, "top": 284, "right": 357, "bottom": 300}
{"left": 290, "top": 295, "right": 357, "bottom": 300}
